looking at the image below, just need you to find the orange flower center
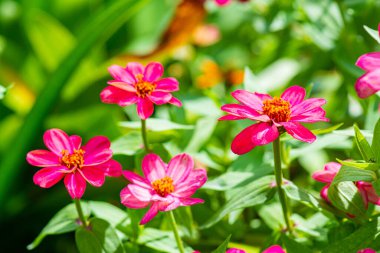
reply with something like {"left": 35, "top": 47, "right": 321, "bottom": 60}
{"left": 60, "top": 149, "right": 85, "bottom": 169}
{"left": 135, "top": 74, "right": 156, "bottom": 98}
{"left": 151, "top": 176, "right": 174, "bottom": 197}
{"left": 262, "top": 97, "right": 291, "bottom": 122}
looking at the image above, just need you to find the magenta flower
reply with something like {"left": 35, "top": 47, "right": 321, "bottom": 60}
{"left": 357, "top": 249, "right": 376, "bottom": 253}
{"left": 26, "top": 129, "right": 122, "bottom": 199}
{"left": 226, "top": 249, "right": 246, "bottom": 253}
{"left": 220, "top": 85, "right": 328, "bottom": 155}
{"left": 215, "top": 0, "right": 231, "bottom": 5}
{"left": 120, "top": 153, "right": 207, "bottom": 224}
{"left": 263, "top": 245, "right": 286, "bottom": 253}
{"left": 100, "top": 62, "right": 182, "bottom": 119}
{"left": 312, "top": 162, "right": 380, "bottom": 208}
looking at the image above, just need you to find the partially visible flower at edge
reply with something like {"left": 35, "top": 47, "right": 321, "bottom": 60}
{"left": 120, "top": 153, "right": 207, "bottom": 224}
{"left": 263, "top": 245, "right": 286, "bottom": 253}
{"left": 26, "top": 128, "right": 122, "bottom": 199}
{"left": 101, "top": 62, "right": 182, "bottom": 119}
{"left": 193, "top": 248, "right": 246, "bottom": 253}
{"left": 220, "top": 85, "right": 329, "bottom": 155}
{"left": 357, "top": 248, "right": 376, "bottom": 253}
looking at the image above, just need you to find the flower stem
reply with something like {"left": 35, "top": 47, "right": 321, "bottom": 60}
{"left": 74, "top": 199, "right": 88, "bottom": 227}
{"left": 273, "top": 138, "right": 292, "bottom": 233}
{"left": 141, "top": 119, "right": 150, "bottom": 153}
{"left": 168, "top": 211, "right": 185, "bottom": 253}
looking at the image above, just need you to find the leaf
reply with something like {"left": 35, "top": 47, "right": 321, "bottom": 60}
{"left": 337, "top": 159, "right": 380, "bottom": 171}
{"left": 372, "top": 179, "right": 380, "bottom": 196}
{"left": 75, "top": 218, "right": 124, "bottom": 253}
{"left": 119, "top": 118, "right": 193, "bottom": 131}
{"left": 88, "top": 201, "right": 128, "bottom": 228}
{"left": 27, "top": 202, "right": 90, "bottom": 250}
{"left": 332, "top": 165, "right": 377, "bottom": 183}
{"left": 364, "top": 25, "right": 380, "bottom": 44}
{"left": 371, "top": 117, "right": 380, "bottom": 163}
{"left": 201, "top": 175, "right": 275, "bottom": 229}
{"left": 311, "top": 123, "right": 344, "bottom": 135}
{"left": 354, "top": 124, "right": 376, "bottom": 162}
{"left": 203, "top": 171, "right": 256, "bottom": 191}
{"left": 282, "top": 234, "right": 313, "bottom": 253}
{"left": 283, "top": 182, "right": 323, "bottom": 211}
{"left": 211, "top": 235, "right": 231, "bottom": 253}
{"left": 174, "top": 207, "right": 198, "bottom": 240}
{"left": 111, "top": 132, "right": 143, "bottom": 156}
{"left": 0, "top": 84, "right": 11, "bottom": 100}
{"left": 185, "top": 116, "right": 218, "bottom": 153}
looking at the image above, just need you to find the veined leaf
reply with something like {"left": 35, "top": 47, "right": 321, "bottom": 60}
{"left": 337, "top": 159, "right": 380, "bottom": 171}
{"left": 332, "top": 165, "right": 377, "bottom": 183}
{"left": 119, "top": 118, "right": 193, "bottom": 131}
{"left": 371, "top": 117, "right": 380, "bottom": 163}
{"left": 354, "top": 124, "right": 376, "bottom": 162}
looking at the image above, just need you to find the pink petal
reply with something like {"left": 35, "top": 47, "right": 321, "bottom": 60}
{"left": 173, "top": 168, "right": 207, "bottom": 198}
{"left": 290, "top": 107, "right": 329, "bottom": 123}
{"left": 218, "top": 115, "right": 246, "bottom": 120}
{"left": 70, "top": 135, "right": 82, "bottom": 150}
{"left": 324, "top": 162, "right": 341, "bottom": 173}
{"left": 356, "top": 181, "right": 369, "bottom": 209}
{"left": 355, "top": 69, "right": 380, "bottom": 98}
{"left": 107, "top": 81, "right": 136, "bottom": 92}
{"left": 142, "top": 153, "right": 166, "bottom": 182}
{"left": 312, "top": 170, "right": 337, "bottom": 183}
{"left": 231, "top": 90, "right": 268, "bottom": 112}
{"left": 27, "top": 150, "right": 60, "bottom": 167}
{"left": 290, "top": 98, "right": 326, "bottom": 116}
{"left": 126, "top": 62, "right": 144, "bottom": 77}
{"left": 43, "top": 129, "right": 73, "bottom": 155}
{"left": 226, "top": 248, "right": 246, "bottom": 253}
{"left": 167, "top": 153, "right": 193, "bottom": 184}
{"left": 128, "top": 184, "right": 152, "bottom": 202}
{"left": 262, "top": 245, "right": 286, "bottom": 253}
{"left": 143, "top": 62, "right": 164, "bottom": 82}
{"left": 251, "top": 122, "right": 279, "bottom": 146}
{"left": 281, "top": 85, "right": 306, "bottom": 106}
{"left": 356, "top": 52, "right": 380, "bottom": 71}
{"left": 96, "top": 159, "right": 122, "bottom": 177}
{"left": 123, "top": 170, "right": 151, "bottom": 188}
{"left": 137, "top": 98, "right": 154, "bottom": 119}
{"left": 140, "top": 203, "right": 159, "bottom": 225}
{"left": 159, "top": 198, "right": 181, "bottom": 212}
{"left": 100, "top": 86, "right": 138, "bottom": 106}
{"left": 320, "top": 184, "right": 330, "bottom": 203}
{"left": 215, "top": 0, "right": 231, "bottom": 6}
{"left": 64, "top": 172, "right": 87, "bottom": 199}
{"left": 231, "top": 124, "right": 258, "bottom": 155}
{"left": 179, "top": 197, "right": 204, "bottom": 206}
{"left": 155, "top": 77, "right": 179, "bottom": 91}
{"left": 120, "top": 187, "right": 150, "bottom": 208}
{"left": 168, "top": 96, "right": 182, "bottom": 107}
{"left": 357, "top": 248, "right": 377, "bottom": 253}
{"left": 79, "top": 166, "right": 105, "bottom": 187}
{"left": 220, "top": 104, "right": 270, "bottom": 121}
{"left": 361, "top": 182, "right": 380, "bottom": 205}
{"left": 33, "top": 167, "right": 66, "bottom": 188}
{"left": 108, "top": 65, "right": 135, "bottom": 83}
{"left": 148, "top": 91, "right": 172, "bottom": 105}
{"left": 281, "top": 121, "right": 316, "bottom": 143}
{"left": 83, "top": 136, "right": 112, "bottom": 166}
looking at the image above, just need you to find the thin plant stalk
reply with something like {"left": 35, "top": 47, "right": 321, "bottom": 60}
{"left": 273, "top": 138, "right": 292, "bottom": 233}
{"left": 168, "top": 211, "right": 185, "bottom": 253}
{"left": 141, "top": 119, "right": 150, "bottom": 153}
{"left": 74, "top": 199, "right": 88, "bottom": 227}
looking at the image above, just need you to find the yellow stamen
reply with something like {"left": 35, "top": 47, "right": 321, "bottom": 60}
{"left": 262, "top": 97, "right": 291, "bottom": 122}
{"left": 135, "top": 74, "right": 156, "bottom": 98}
{"left": 60, "top": 149, "right": 85, "bottom": 169}
{"left": 152, "top": 176, "right": 174, "bottom": 197}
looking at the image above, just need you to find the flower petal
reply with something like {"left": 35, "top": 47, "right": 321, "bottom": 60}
{"left": 142, "top": 153, "right": 166, "bottom": 182}
{"left": 96, "top": 159, "right": 122, "bottom": 177}
{"left": 290, "top": 107, "right": 329, "bottom": 123}
{"left": 33, "top": 167, "right": 66, "bottom": 188}
{"left": 281, "top": 85, "right": 306, "bottom": 106}
{"left": 218, "top": 115, "right": 246, "bottom": 120}
{"left": 173, "top": 168, "right": 207, "bottom": 198}
{"left": 83, "top": 136, "right": 113, "bottom": 166}
{"left": 179, "top": 197, "right": 204, "bottom": 206}
{"left": 148, "top": 91, "right": 172, "bottom": 105}
{"left": 43, "top": 129, "right": 73, "bottom": 155}
{"left": 64, "top": 172, "right": 87, "bottom": 199}
{"left": 290, "top": 98, "right": 326, "bottom": 116}
{"left": 312, "top": 170, "right": 337, "bottom": 183}
{"left": 143, "top": 62, "right": 164, "bottom": 82}
{"left": 136, "top": 98, "right": 154, "bottom": 119}
{"left": 126, "top": 62, "right": 144, "bottom": 77}
{"left": 251, "top": 122, "right": 279, "bottom": 146}
{"left": 79, "top": 166, "right": 105, "bottom": 187}
{"left": 155, "top": 77, "right": 179, "bottom": 91}
{"left": 167, "top": 153, "right": 194, "bottom": 184}
{"left": 128, "top": 184, "right": 152, "bottom": 202}
{"left": 356, "top": 52, "right": 380, "bottom": 71}
{"left": 107, "top": 81, "right": 136, "bottom": 92}
{"left": 220, "top": 104, "right": 270, "bottom": 121}
{"left": 320, "top": 184, "right": 330, "bottom": 203}
{"left": 168, "top": 96, "right": 182, "bottom": 107}
{"left": 70, "top": 135, "right": 82, "bottom": 150}
{"left": 123, "top": 170, "right": 151, "bottom": 188}
{"left": 355, "top": 69, "right": 380, "bottom": 98}
{"left": 231, "top": 90, "right": 269, "bottom": 112}
{"left": 120, "top": 187, "right": 150, "bottom": 208}
{"left": 140, "top": 203, "right": 159, "bottom": 225}
{"left": 281, "top": 121, "right": 316, "bottom": 143}
{"left": 324, "top": 162, "right": 341, "bottom": 173}
{"left": 27, "top": 150, "right": 60, "bottom": 167}
{"left": 262, "top": 245, "right": 286, "bottom": 253}
{"left": 108, "top": 65, "right": 135, "bottom": 83}
{"left": 231, "top": 124, "right": 258, "bottom": 155}
{"left": 100, "top": 86, "right": 138, "bottom": 106}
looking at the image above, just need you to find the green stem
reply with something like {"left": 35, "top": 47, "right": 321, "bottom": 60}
{"left": 273, "top": 138, "right": 292, "bottom": 233}
{"left": 141, "top": 119, "right": 150, "bottom": 153}
{"left": 168, "top": 211, "right": 185, "bottom": 253}
{"left": 74, "top": 199, "right": 88, "bottom": 227}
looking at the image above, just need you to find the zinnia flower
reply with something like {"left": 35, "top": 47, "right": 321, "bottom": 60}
{"left": 220, "top": 85, "right": 328, "bottom": 155}
{"left": 26, "top": 129, "right": 122, "bottom": 199}
{"left": 193, "top": 249, "right": 245, "bottom": 253}
{"left": 357, "top": 249, "right": 376, "bottom": 253}
{"left": 312, "top": 162, "right": 380, "bottom": 208}
{"left": 100, "top": 62, "right": 182, "bottom": 119}
{"left": 263, "top": 245, "right": 286, "bottom": 253}
{"left": 120, "top": 153, "right": 207, "bottom": 224}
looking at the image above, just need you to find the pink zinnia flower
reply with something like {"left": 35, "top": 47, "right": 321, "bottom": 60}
{"left": 263, "top": 245, "right": 286, "bottom": 253}
{"left": 120, "top": 153, "right": 207, "bottom": 224}
{"left": 358, "top": 249, "right": 376, "bottom": 253}
{"left": 220, "top": 85, "right": 328, "bottom": 155}
{"left": 355, "top": 24, "right": 380, "bottom": 98}
{"left": 193, "top": 249, "right": 245, "bottom": 253}
{"left": 26, "top": 129, "right": 122, "bottom": 199}
{"left": 312, "top": 162, "right": 380, "bottom": 208}
{"left": 100, "top": 62, "right": 182, "bottom": 119}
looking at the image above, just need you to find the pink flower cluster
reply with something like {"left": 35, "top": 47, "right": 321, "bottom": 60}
{"left": 312, "top": 162, "right": 380, "bottom": 208}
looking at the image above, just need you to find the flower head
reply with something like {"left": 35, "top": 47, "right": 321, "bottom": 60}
{"left": 120, "top": 153, "right": 207, "bottom": 224}
{"left": 193, "top": 249, "right": 245, "bottom": 253}
{"left": 26, "top": 129, "right": 122, "bottom": 199}
{"left": 357, "top": 249, "right": 376, "bottom": 253}
{"left": 101, "top": 62, "right": 182, "bottom": 119}
{"left": 220, "top": 86, "right": 328, "bottom": 155}
{"left": 263, "top": 245, "right": 286, "bottom": 253}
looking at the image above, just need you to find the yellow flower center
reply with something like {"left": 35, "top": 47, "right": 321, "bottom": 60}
{"left": 135, "top": 74, "right": 156, "bottom": 98}
{"left": 151, "top": 176, "right": 174, "bottom": 197}
{"left": 60, "top": 149, "right": 85, "bottom": 169}
{"left": 262, "top": 97, "right": 291, "bottom": 122}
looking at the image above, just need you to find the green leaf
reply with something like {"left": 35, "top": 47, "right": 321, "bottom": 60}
{"left": 364, "top": 25, "right": 380, "bottom": 44}
{"left": 111, "top": 132, "right": 143, "bottom": 156}
{"left": 203, "top": 171, "right": 256, "bottom": 191}
{"left": 372, "top": 179, "right": 380, "bottom": 196}
{"left": 27, "top": 202, "right": 90, "bottom": 250}
{"left": 0, "top": 84, "right": 10, "bottom": 100}
{"left": 88, "top": 201, "right": 128, "bottom": 228}
{"left": 354, "top": 124, "right": 376, "bottom": 162}
{"left": 119, "top": 118, "right": 193, "bottom": 131}
{"left": 283, "top": 181, "right": 324, "bottom": 211}
{"left": 174, "top": 207, "right": 198, "bottom": 240}
{"left": 311, "top": 123, "right": 344, "bottom": 135}
{"left": 185, "top": 116, "right": 218, "bottom": 153}
{"left": 337, "top": 159, "right": 380, "bottom": 171}
{"left": 371, "top": 117, "right": 380, "bottom": 163}
{"left": 75, "top": 218, "right": 124, "bottom": 253}
{"left": 332, "top": 165, "right": 377, "bottom": 183}
{"left": 282, "top": 234, "right": 313, "bottom": 253}
{"left": 211, "top": 235, "right": 231, "bottom": 253}
{"left": 201, "top": 175, "right": 275, "bottom": 229}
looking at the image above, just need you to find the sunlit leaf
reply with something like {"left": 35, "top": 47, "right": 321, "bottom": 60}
{"left": 354, "top": 124, "right": 376, "bottom": 162}
{"left": 364, "top": 25, "right": 380, "bottom": 44}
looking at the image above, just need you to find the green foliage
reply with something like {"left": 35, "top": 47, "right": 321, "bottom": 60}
{"left": 211, "top": 235, "right": 231, "bottom": 253}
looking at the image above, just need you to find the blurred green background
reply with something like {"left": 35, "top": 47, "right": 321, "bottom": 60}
{"left": 1, "top": 0, "right": 380, "bottom": 252}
